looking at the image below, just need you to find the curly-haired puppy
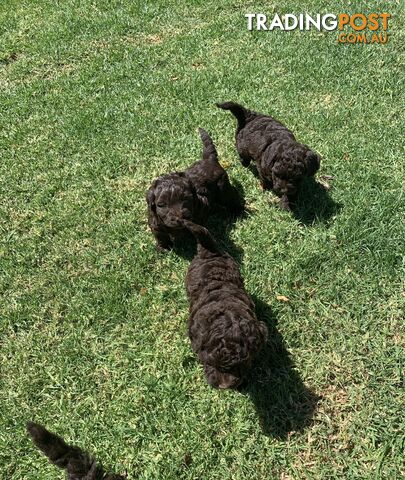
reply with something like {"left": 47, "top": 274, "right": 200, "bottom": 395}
{"left": 217, "top": 101, "right": 321, "bottom": 210}
{"left": 146, "top": 128, "right": 243, "bottom": 251}
{"left": 27, "top": 422, "right": 124, "bottom": 480}
{"left": 183, "top": 219, "right": 268, "bottom": 389}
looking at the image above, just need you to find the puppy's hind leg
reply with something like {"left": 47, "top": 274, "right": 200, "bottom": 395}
{"left": 258, "top": 171, "right": 273, "bottom": 191}
{"left": 236, "top": 141, "right": 252, "bottom": 167}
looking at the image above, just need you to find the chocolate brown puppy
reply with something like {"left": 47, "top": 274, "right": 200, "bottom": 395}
{"left": 217, "top": 102, "right": 320, "bottom": 210}
{"left": 183, "top": 220, "right": 267, "bottom": 389}
{"left": 27, "top": 422, "right": 124, "bottom": 480}
{"left": 146, "top": 128, "right": 243, "bottom": 251}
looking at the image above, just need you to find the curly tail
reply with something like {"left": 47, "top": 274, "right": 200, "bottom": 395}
{"left": 216, "top": 101, "right": 253, "bottom": 129}
{"left": 181, "top": 219, "right": 220, "bottom": 254}
{"left": 198, "top": 128, "right": 218, "bottom": 162}
{"left": 27, "top": 422, "right": 124, "bottom": 480}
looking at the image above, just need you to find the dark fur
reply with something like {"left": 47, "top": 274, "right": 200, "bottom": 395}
{"left": 217, "top": 102, "right": 321, "bottom": 210}
{"left": 183, "top": 220, "right": 268, "bottom": 389}
{"left": 146, "top": 128, "right": 243, "bottom": 251}
{"left": 27, "top": 422, "right": 124, "bottom": 480}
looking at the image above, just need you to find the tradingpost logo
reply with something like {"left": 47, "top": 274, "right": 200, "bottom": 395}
{"left": 245, "top": 13, "right": 391, "bottom": 44}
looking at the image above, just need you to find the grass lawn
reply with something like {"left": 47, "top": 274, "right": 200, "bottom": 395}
{"left": 0, "top": 1, "right": 403, "bottom": 478}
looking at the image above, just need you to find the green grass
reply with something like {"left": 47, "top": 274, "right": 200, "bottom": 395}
{"left": 0, "top": 1, "right": 404, "bottom": 478}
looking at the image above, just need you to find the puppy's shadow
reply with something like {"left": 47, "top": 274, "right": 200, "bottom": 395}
{"left": 174, "top": 180, "right": 246, "bottom": 264}
{"left": 292, "top": 177, "right": 342, "bottom": 226}
{"left": 172, "top": 232, "right": 199, "bottom": 261}
{"left": 243, "top": 296, "right": 320, "bottom": 439}
{"left": 208, "top": 179, "right": 246, "bottom": 264}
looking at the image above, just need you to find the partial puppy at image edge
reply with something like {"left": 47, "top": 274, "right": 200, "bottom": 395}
{"left": 217, "top": 101, "right": 321, "bottom": 211}
{"left": 146, "top": 128, "right": 244, "bottom": 252}
{"left": 27, "top": 422, "right": 125, "bottom": 480}
{"left": 183, "top": 219, "right": 268, "bottom": 389}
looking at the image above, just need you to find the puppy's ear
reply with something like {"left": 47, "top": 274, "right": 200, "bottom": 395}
{"left": 146, "top": 185, "right": 157, "bottom": 212}
{"left": 304, "top": 151, "right": 321, "bottom": 176}
{"left": 258, "top": 321, "right": 268, "bottom": 344}
{"left": 198, "top": 350, "right": 210, "bottom": 367}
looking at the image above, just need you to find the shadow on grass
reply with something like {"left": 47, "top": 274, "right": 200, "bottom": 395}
{"left": 247, "top": 164, "right": 341, "bottom": 225}
{"left": 174, "top": 180, "right": 246, "bottom": 264}
{"left": 291, "top": 177, "right": 342, "bottom": 226}
{"left": 243, "top": 295, "right": 320, "bottom": 439}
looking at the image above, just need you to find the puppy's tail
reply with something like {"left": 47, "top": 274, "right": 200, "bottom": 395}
{"left": 199, "top": 128, "right": 218, "bottom": 163}
{"left": 27, "top": 422, "right": 124, "bottom": 480}
{"left": 216, "top": 101, "right": 253, "bottom": 129}
{"left": 181, "top": 219, "right": 220, "bottom": 254}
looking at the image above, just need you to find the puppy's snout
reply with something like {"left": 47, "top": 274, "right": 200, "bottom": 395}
{"left": 217, "top": 373, "right": 241, "bottom": 390}
{"left": 164, "top": 213, "right": 183, "bottom": 229}
{"left": 218, "top": 380, "right": 241, "bottom": 390}
{"left": 280, "top": 184, "right": 296, "bottom": 196}
{"left": 173, "top": 207, "right": 186, "bottom": 219}
{"left": 218, "top": 381, "right": 233, "bottom": 390}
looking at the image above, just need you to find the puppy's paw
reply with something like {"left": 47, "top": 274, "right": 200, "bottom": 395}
{"left": 260, "top": 179, "right": 272, "bottom": 191}
{"left": 156, "top": 243, "right": 172, "bottom": 253}
{"left": 279, "top": 195, "right": 292, "bottom": 211}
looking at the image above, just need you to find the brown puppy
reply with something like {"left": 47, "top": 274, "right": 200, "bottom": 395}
{"left": 183, "top": 220, "right": 267, "bottom": 389}
{"left": 146, "top": 128, "right": 243, "bottom": 251}
{"left": 217, "top": 102, "right": 320, "bottom": 210}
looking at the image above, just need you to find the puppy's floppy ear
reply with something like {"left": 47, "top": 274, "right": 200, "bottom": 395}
{"left": 198, "top": 348, "right": 211, "bottom": 365}
{"left": 249, "top": 321, "right": 268, "bottom": 353}
{"left": 258, "top": 321, "right": 268, "bottom": 344}
{"left": 146, "top": 183, "right": 157, "bottom": 212}
{"left": 304, "top": 151, "right": 321, "bottom": 176}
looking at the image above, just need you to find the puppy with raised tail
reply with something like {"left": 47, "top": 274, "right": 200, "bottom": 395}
{"left": 146, "top": 128, "right": 244, "bottom": 251}
{"left": 183, "top": 219, "right": 267, "bottom": 389}
{"left": 217, "top": 101, "right": 320, "bottom": 210}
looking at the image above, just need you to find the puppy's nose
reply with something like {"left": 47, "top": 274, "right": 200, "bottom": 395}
{"left": 218, "top": 378, "right": 240, "bottom": 389}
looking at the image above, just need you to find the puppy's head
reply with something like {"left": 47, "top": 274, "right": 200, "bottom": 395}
{"left": 272, "top": 145, "right": 320, "bottom": 197}
{"left": 199, "top": 315, "right": 268, "bottom": 389}
{"left": 147, "top": 173, "right": 196, "bottom": 230}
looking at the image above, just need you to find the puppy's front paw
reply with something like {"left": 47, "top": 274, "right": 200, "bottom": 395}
{"left": 260, "top": 178, "right": 272, "bottom": 191}
{"left": 156, "top": 243, "right": 172, "bottom": 253}
{"left": 279, "top": 195, "right": 292, "bottom": 211}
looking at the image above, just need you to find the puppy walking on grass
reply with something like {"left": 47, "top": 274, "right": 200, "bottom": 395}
{"left": 217, "top": 101, "right": 321, "bottom": 211}
{"left": 146, "top": 128, "right": 244, "bottom": 251}
{"left": 183, "top": 219, "right": 267, "bottom": 389}
{"left": 27, "top": 422, "right": 124, "bottom": 480}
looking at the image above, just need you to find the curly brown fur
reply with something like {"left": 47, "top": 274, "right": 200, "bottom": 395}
{"left": 146, "top": 128, "right": 244, "bottom": 251}
{"left": 183, "top": 220, "right": 268, "bottom": 389}
{"left": 27, "top": 422, "right": 124, "bottom": 480}
{"left": 217, "top": 102, "right": 321, "bottom": 210}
